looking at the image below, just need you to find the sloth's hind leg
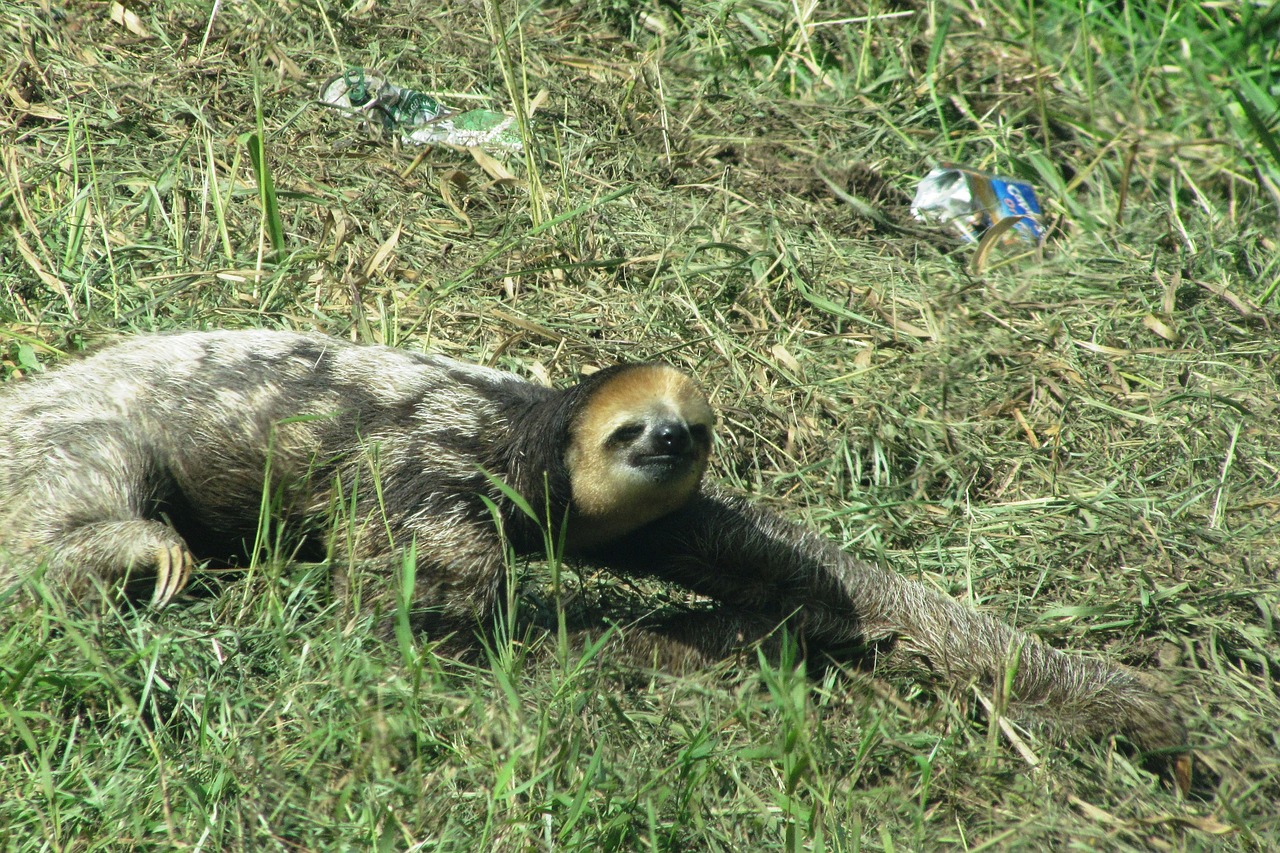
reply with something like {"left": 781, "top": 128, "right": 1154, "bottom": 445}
{"left": 44, "top": 519, "right": 196, "bottom": 608}
{"left": 3, "top": 420, "right": 197, "bottom": 609}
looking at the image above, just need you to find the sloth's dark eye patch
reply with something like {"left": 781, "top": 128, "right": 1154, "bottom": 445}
{"left": 688, "top": 424, "right": 711, "bottom": 445}
{"left": 608, "top": 423, "right": 645, "bottom": 447}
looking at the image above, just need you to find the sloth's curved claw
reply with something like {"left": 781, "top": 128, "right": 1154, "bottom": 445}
{"left": 151, "top": 543, "right": 194, "bottom": 608}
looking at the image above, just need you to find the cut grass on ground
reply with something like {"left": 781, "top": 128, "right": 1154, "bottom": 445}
{"left": 2, "top": 0, "right": 1278, "bottom": 849}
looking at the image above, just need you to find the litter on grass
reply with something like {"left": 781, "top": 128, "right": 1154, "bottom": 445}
{"left": 911, "top": 163, "right": 1044, "bottom": 244}
{"left": 318, "top": 68, "right": 523, "bottom": 154}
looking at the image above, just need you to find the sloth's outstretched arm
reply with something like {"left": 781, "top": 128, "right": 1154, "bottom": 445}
{"left": 596, "top": 490, "right": 1187, "bottom": 756}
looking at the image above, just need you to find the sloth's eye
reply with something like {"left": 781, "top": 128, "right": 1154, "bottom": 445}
{"left": 608, "top": 423, "right": 645, "bottom": 446}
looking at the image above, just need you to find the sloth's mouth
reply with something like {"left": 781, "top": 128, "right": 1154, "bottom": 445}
{"left": 639, "top": 450, "right": 686, "bottom": 463}
{"left": 631, "top": 450, "right": 696, "bottom": 477}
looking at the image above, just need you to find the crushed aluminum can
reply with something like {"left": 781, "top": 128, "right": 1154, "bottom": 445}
{"left": 911, "top": 163, "right": 1044, "bottom": 244}
{"left": 317, "top": 67, "right": 523, "bottom": 154}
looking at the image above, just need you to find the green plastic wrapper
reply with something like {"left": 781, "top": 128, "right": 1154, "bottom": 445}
{"left": 318, "top": 68, "right": 523, "bottom": 154}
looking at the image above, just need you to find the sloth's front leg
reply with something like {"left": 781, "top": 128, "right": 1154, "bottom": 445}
{"left": 331, "top": 514, "right": 510, "bottom": 650}
{"left": 594, "top": 491, "right": 1188, "bottom": 759}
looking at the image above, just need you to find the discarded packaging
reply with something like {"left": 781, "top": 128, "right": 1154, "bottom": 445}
{"left": 318, "top": 68, "right": 523, "bottom": 154}
{"left": 911, "top": 163, "right": 1044, "bottom": 244}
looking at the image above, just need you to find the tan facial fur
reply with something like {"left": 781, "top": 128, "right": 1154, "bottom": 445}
{"left": 565, "top": 365, "right": 714, "bottom": 548}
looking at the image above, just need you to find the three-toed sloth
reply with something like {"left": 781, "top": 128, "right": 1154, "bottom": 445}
{"left": 0, "top": 330, "right": 1186, "bottom": 763}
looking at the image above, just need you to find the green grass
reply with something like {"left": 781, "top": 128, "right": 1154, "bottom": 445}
{"left": 2, "top": 0, "right": 1278, "bottom": 848}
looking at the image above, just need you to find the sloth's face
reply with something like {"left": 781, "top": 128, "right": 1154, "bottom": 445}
{"left": 565, "top": 365, "right": 714, "bottom": 546}
{"left": 604, "top": 414, "right": 713, "bottom": 484}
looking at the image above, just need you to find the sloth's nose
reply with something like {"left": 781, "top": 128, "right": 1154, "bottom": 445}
{"left": 653, "top": 421, "right": 693, "bottom": 455}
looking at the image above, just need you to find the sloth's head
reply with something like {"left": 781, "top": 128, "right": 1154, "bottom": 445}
{"left": 565, "top": 363, "right": 714, "bottom": 547}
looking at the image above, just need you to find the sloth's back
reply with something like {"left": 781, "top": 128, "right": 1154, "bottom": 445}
{"left": 0, "top": 330, "right": 531, "bottom": 556}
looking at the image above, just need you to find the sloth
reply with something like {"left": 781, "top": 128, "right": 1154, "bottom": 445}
{"left": 0, "top": 329, "right": 1187, "bottom": 769}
